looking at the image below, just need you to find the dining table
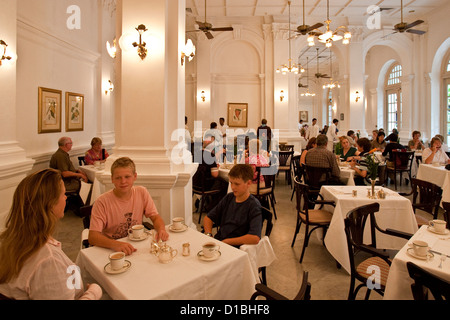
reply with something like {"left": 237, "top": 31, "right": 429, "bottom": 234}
{"left": 416, "top": 163, "right": 450, "bottom": 206}
{"left": 384, "top": 225, "right": 450, "bottom": 299}
{"left": 76, "top": 225, "right": 259, "bottom": 300}
{"left": 319, "top": 185, "right": 419, "bottom": 274}
{"left": 78, "top": 165, "right": 106, "bottom": 205}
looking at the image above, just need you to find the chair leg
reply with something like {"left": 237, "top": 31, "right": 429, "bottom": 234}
{"left": 291, "top": 217, "right": 302, "bottom": 247}
{"left": 270, "top": 195, "right": 277, "bottom": 220}
{"left": 299, "top": 225, "right": 310, "bottom": 263}
{"left": 198, "top": 197, "right": 204, "bottom": 224}
{"left": 290, "top": 188, "right": 295, "bottom": 201}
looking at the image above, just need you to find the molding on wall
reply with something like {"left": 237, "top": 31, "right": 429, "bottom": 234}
{"left": 17, "top": 17, "right": 101, "bottom": 67}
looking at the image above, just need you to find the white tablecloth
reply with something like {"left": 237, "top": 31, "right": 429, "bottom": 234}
{"left": 339, "top": 166, "right": 355, "bottom": 186}
{"left": 240, "top": 236, "right": 277, "bottom": 281}
{"left": 416, "top": 164, "right": 450, "bottom": 206}
{"left": 384, "top": 225, "right": 450, "bottom": 300}
{"left": 76, "top": 226, "right": 258, "bottom": 300}
{"left": 320, "top": 185, "right": 418, "bottom": 274}
{"left": 78, "top": 165, "right": 105, "bottom": 205}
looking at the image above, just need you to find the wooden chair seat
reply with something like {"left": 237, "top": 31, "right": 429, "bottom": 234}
{"left": 356, "top": 256, "right": 390, "bottom": 288}
{"left": 278, "top": 165, "right": 290, "bottom": 170}
{"left": 299, "top": 209, "right": 333, "bottom": 224}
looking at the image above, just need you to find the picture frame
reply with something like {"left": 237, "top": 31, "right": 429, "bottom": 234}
{"left": 65, "top": 92, "right": 84, "bottom": 132}
{"left": 227, "top": 103, "right": 248, "bottom": 127}
{"left": 38, "top": 87, "right": 62, "bottom": 134}
{"left": 299, "top": 111, "right": 308, "bottom": 123}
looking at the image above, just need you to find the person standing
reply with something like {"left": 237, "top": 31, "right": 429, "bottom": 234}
{"left": 218, "top": 117, "right": 229, "bottom": 137}
{"left": 305, "top": 118, "right": 320, "bottom": 140}
{"left": 257, "top": 119, "right": 272, "bottom": 152}
{"left": 326, "top": 119, "right": 339, "bottom": 152}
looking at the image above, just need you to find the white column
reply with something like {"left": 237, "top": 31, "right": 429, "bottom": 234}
{"left": 0, "top": 0, "right": 34, "bottom": 227}
{"left": 348, "top": 41, "right": 365, "bottom": 134}
{"left": 100, "top": 0, "right": 197, "bottom": 228}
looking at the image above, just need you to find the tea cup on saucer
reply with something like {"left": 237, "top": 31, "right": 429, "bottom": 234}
{"left": 429, "top": 219, "right": 447, "bottom": 233}
{"left": 128, "top": 224, "right": 145, "bottom": 239}
{"left": 411, "top": 240, "right": 429, "bottom": 257}
{"left": 109, "top": 252, "right": 125, "bottom": 270}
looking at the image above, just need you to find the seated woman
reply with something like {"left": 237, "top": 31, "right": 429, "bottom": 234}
{"left": 349, "top": 138, "right": 372, "bottom": 186}
{"left": 0, "top": 169, "right": 102, "bottom": 300}
{"left": 371, "top": 131, "right": 386, "bottom": 152}
{"left": 300, "top": 137, "right": 316, "bottom": 165}
{"left": 337, "top": 136, "right": 357, "bottom": 161}
{"left": 407, "top": 130, "right": 424, "bottom": 151}
{"left": 245, "top": 139, "right": 269, "bottom": 193}
{"left": 422, "top": 137, "right": 450, "bottom": 165}
{"left": 84, "top": 137, "right": 109, "bottom": 165}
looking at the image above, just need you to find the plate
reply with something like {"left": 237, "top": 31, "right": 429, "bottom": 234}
{"left": 128, "top": 232, "right": 150, "bottom": 241}
{"left": 104, "top": 260, "right": 132, "bottom": 274}
{"left": 427, "top": 226, "right": 450, "bottom": 235}
{"left": 169, "top": 224, "right": 188, "bottom": 233}
{"left": 197, "top": 250, "right": 221, "bottom": 262}
{"left": 406, "top": 248, "right": 434, "bottom": 260}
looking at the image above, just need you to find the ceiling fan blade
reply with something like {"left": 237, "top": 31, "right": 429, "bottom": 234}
{"left": 307, "top": 23, "right": 324, "bottom": 32}
{"left": 406, "top": 29, "right": 426, "bottom": 35}
{"left": 406, "top": 20, "right": 424, "bottom": 29}
{"left": 309, "top": 31, "right": 322, "bottom": 37}
{"left": 205, "top": 31, "right": 214, "bottom": 40}
{"left": 288, "top": 34, "right": 300, "bottom": 40}
{"left": 211, "top": 27, "right": 234, "bottom": 32}
{"left": 382, "top": 31, "right": 397, "bottom": 39}
{"left": 186, "top": 30, "right": 200, "bottom": 33}
{"left": 195, "top": 21, "right": 206, "bottom": 28}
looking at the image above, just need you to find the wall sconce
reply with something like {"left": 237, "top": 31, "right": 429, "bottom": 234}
{"left": 132, "top": 24, "right": 148, "bottom": 60}
{"left": 280, "top": 90, "right": 285, "bottom": 102}
{"left": 105, "top": 80, "right": 114, "bottom": 95}
{"left": 181, "top": 39, "right": 196, "bottom": 66}
{"left": 200, "top": 91, "right": 206, "bottom": 102}
{"left": 355, "top": 91, "right": 361, "bottom": 102}
{"left": 106, "top": 39, "right": 117, "bottom": 58}
{"left": 0, "top": 40, "right": 12, "bottom": 66}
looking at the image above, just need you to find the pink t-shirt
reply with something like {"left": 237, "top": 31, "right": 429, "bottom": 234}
{"left": 90, "top": 186, "right": 159, "bottom": 239}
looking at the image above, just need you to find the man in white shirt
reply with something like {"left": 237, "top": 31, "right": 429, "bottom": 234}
{"left": 306, "top": 118, "right": 320, "bottom": 140}
{"left": 326, "top": 119, "right": 339, "bottom": 152}
{"left": 218, "top": 117, "right": 229, "bottom": 137}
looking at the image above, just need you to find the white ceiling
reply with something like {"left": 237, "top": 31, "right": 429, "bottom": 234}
{"left": 186, "top": 0, "right": 448, "bottom": 78}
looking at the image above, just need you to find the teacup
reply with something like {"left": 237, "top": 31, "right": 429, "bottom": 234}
{"left": 432, "top": 162, "right": 441, "bottom": 167}
{"left": 128, "top": 224, "right": 145, "bottom": 239}
{"left": 94, "top": 161, "right": 101, "bottom": 168}
{"left": 172, "top": 217, "right": 185, "bottom": 230}
{"left": 429, "top": 219, "right": 447, "bottom": 233}
{"left": 202, "top": 242, "right": 220, "bottom": 258}
{"left": 411, "top": 240, "right": 429, "bottom": 257}
{"left": 109, "top": 252, "right": 126, "bottom": 270}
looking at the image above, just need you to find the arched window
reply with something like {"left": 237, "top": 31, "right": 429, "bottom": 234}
{"left": 385, "top": 63, "right": 402, "bottom": 133}
{"left": 443, "top": 55, "right": 450, "bottom": 145}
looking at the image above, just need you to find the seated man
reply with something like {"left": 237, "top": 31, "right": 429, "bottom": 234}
{"left": 305, "top": 134, "right": 341, "bottom": 185}
{"left": 382, "top": 134, "right": 405, "bottom": 168}
{"left": 203, "top": 164, "right": 262, "bottom": 247}
{"left": 88, "top": 157, "right": 169, "bottom": 256}
{"left": 49, "top": 137, "right": 88, "bottom": 193}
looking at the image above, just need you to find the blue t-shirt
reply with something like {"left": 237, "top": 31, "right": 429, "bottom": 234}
{"left": 207, "top": 193, "right": 262, "bottom": 241}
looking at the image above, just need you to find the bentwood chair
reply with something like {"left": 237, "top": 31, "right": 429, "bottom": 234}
{"left": 258, "top": 206, "right": 274, "bottom": 285}
{"left": 443, "top": 202, "right": 450, "bottom": 229}
{"left": 290, "top": 155, "right": 303, "bottom": 201}
{"left": 277, "top": 150, "right": 294, "bottom": 186}
{"left": 399, "top": 178, "right": 443, "bottom": 226}
{"left": 251, "top": 166, "right": 277, "bottom": 220}
{"left": 344, "top": 203, "right": 412, "bottom": 300}
{"left": 407, "top": 262, "right": 450, "bottom": 300}
{"left": 386, "top": 150, "right": 414, "bottom": 190}
{"left": 291, "top": 178, "right": 335, "bottom": 263}
{"left": 78, "top": 156, "right": 86, "bottom": 166}
{"left": 192, "top": 165, "right": 223, "bottom": 224}
{"left": 250, "top": 270, "right": 311, "bottom": 300}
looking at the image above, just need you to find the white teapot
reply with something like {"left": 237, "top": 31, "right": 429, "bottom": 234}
{"left": 155, "top": 243, "right": 178, "bottom": 264}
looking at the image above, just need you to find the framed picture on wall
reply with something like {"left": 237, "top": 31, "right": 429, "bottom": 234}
{"left": 38, "top": 87, "right": 62, "bottom": 134}
{"left": 299, "top": 111, "right": 308, "bottom": 122}
{"left": 65, "top": 92, "right": 84, "bottom": 132}
{"left": 227, "top": 103, "right": 248, "bottom": 127}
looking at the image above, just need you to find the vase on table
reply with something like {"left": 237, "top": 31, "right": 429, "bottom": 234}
{"left": 371, "top": 179, "right": 376, "bottom": 198}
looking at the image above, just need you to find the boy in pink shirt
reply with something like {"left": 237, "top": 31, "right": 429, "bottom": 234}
{"left": 89, "top": 157, "right": 169, "bottom": 255}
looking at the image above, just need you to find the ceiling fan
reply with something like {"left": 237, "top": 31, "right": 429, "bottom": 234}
{"left": 186, "top": 0, "right": 233, "bottom": 40}
{"left": 390, "top": 0, "right": 426, "bottom": 36}
{"left": 315, "top": 48, "right": 330, "bottom": 79}
{"left": 290, "top": 0, "right": 323, "bottom": 39}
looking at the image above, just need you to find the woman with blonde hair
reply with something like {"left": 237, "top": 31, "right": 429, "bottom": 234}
{"left": 0, "top": 169, "right": 102, "bottom": 300}
{"left": 84, "top": 137, "right": 109, "bottom": 165}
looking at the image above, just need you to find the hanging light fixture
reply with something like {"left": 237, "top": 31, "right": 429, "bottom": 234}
{"left": 106, "top": 39, "right": 117, "bottom": 58}
{"left": 300, "top": 57, "right": 315, "bottom": 97}
{"left": 315, "top": 0, "right": 351, "bottom": 48}
{"left": 276, "top": 1, "right": 304, "bottom": 75}
{"left": 323, "top": 48, "right": 340, "bottom": 89}
{"left": 0, "top": 40, "right": 12, "bottom": 66}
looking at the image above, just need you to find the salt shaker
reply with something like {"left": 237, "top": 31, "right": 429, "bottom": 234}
{"left": 182, "top": 243, "right": 190, "bottom": 256}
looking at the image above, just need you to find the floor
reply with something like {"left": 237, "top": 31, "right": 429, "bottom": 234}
{"left": 56, "top": 173, "right": 442, "bottom": 300}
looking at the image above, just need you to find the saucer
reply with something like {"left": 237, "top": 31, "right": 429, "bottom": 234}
{"left": 406, "top": 248, "right": 434, "bottom": 260}
{"left": 104, "top": 260, "right": 132, "bottom": 274}
{"left": 197, "top": 250, "right": 221, "bottom": 262}
{"left": 128, "top": 232, "right": 150, "bottom": 241}
{"left": 169, "top": 224, "right": 188, "bottom": 233}
{"left": 427, "top": 226, "right": 450, "bottom": 235}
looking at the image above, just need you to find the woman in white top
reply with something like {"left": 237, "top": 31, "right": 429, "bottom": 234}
{"left": 326, "top": 119, "right": 339, "bottom": 152}
{"left": 422, "top": 137, "right": 450, "bottom": 165}
{"left": 0, "top": 169, "right": 102, "bottom": 300}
